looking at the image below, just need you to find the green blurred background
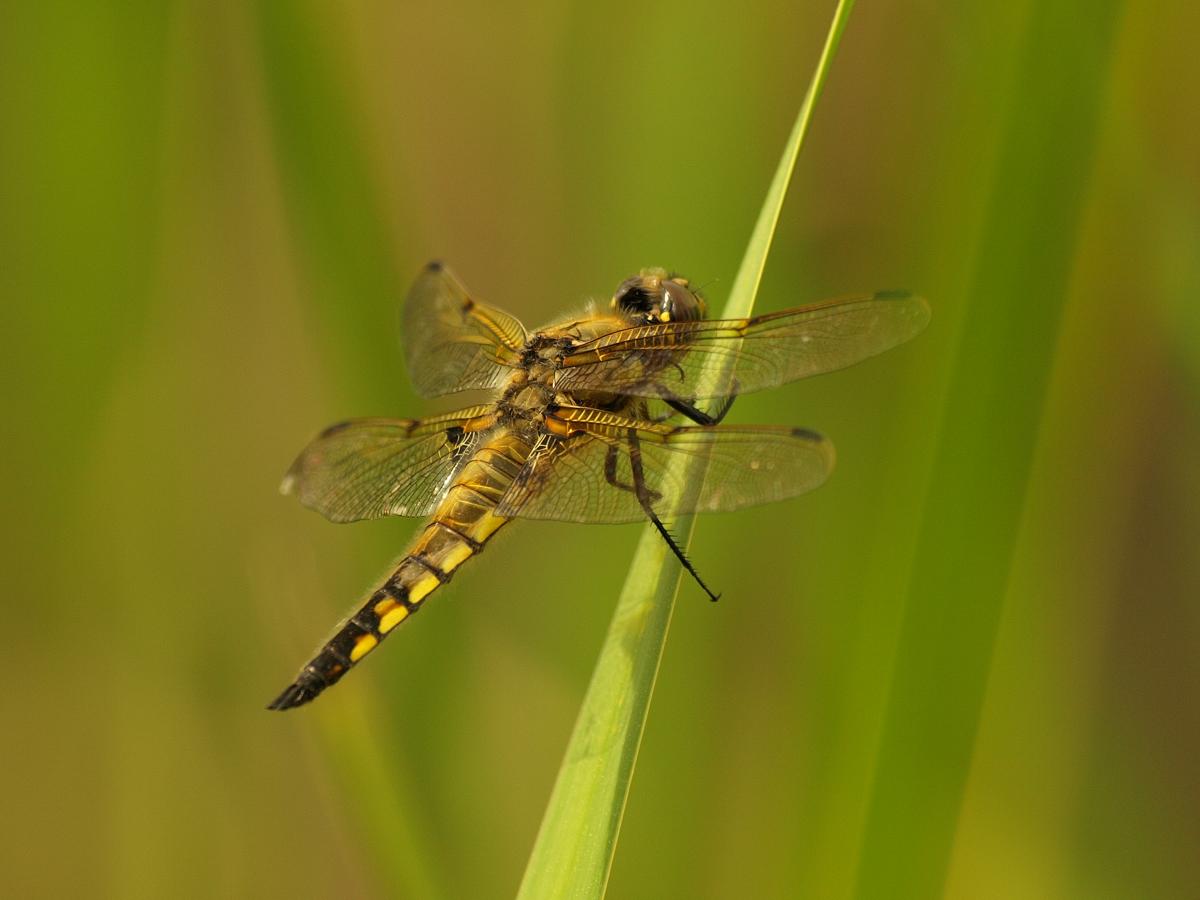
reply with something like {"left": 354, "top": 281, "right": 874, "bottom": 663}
{"left": 4, "top": 1, "right": 1197, "bottom": 897}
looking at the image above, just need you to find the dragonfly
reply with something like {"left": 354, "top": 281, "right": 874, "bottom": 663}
{"left": 269, "top": 262, "right": 929, "bottom": 710}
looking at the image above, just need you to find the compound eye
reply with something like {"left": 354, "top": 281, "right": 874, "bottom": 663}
{"left": 660, "top": 279, "right": 703, "bottom": 322}
{"left": 613, "top": 276, "right": 654, "bottom": 314}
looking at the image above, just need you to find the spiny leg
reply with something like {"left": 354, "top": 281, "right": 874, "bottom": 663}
{"left": 624, "top": 429, "right": 721, "bottom": 602}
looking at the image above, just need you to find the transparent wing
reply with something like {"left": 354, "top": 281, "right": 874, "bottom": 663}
{"left": 401, "top": 261, "right": 528, "bottom": 397}
{"left": 281, "top": 406, "right": 496, "bottom": 523}
{"left": 494, "top": 406, "right": 835, "bottom": 523}
{"left": 556, "top": 291, "right": 930, "bottom": 400}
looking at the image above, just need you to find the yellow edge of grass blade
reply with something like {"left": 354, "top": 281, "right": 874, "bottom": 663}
{"left": 516, "top": 3, "right": 858, "bottom": 898}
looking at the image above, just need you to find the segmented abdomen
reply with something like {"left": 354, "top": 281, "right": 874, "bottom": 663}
{"left": 268, "top": 430, "right": 531, "bottom": 710}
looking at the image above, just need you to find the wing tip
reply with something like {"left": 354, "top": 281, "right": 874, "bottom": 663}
{"left": 874, "top": 290, "right": 932, "bottom": 329}
{"left": 279, "top": 470, "right": 297, "bottom": 496}
{"left": 278, "top": 419, "right": 357, "bottom": 497}
{"left": 790, "top": 427, "right": 837, "bottom": 477}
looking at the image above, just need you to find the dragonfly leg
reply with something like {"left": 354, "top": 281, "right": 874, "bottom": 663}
{"left": 661, "top": 382, "right": 739, "bottom": 426}
{"left": 604, "top": 442, "right": 662, "bottom": 502}
{"left": 625, "top": 429, "right": 721, "bottom": 602}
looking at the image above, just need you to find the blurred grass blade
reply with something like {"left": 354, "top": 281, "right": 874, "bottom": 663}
{"left": 253, "top": 6, "right": 439, "bottom": 898}
{"left": 725, "top": 1, "right": 855, "bottom": 319}
{"left": 253, "top": 1, "right": 406, "bottom": 404}
{"left": 853, "top": 1, "right": 1124, "bottom": 897}
{"left": 517, "top": 3, "right": 857, "bottom": 898}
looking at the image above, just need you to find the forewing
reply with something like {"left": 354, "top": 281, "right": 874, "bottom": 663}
{"left": 556, "top": 291, "right": 930, "bottom": 400}
{"left": 495, "top": 407, "right": 835, "bottom": 523}
{"left": 402, "top": 262, "right": 528, "bottom": 397}
{"left": 281, "top": 406, "right": 495, "bottom": 522}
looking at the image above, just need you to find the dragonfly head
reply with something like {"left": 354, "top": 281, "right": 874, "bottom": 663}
{"left": 612, "top": 268, "right": 707, "bottom": 324}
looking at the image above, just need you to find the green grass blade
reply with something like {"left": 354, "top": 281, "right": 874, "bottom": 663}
{"left": 252, "top": 6, "right": 440, "bottom": 897}
{"left": 725, "top": 0, "right": 856, "bottom": 320}
{"left": 852, "top": 1, "right": 1124, "bottom": 897}
{"left": 517, "top": 3, "right": 857, "bottom": 898}
{"left": 252, "top": 1, "right": 408, "bottom": 405}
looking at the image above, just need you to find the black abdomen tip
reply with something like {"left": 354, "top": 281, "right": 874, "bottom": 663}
{"left": 267, "top": 672, "right": 327, "bottom": 711}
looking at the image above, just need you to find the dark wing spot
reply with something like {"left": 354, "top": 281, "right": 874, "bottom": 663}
{"left": 790, "top": 427, "right": 823, "bottom": 442}
{"left": 318, "top": 420, "right": 356, "bottom": 438}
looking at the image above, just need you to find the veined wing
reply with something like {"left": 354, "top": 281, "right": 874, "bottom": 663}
{"left": 494, "top": 405, "right": 834, "bottom": 523}
{"left": 556, "top": 291, "right": 930, "bottom": 400}
{"left": 402, "top": 262, "right": 528, "bottom": 397}
{"left": 281, "top": 406, "right": 497, "bottom": 523}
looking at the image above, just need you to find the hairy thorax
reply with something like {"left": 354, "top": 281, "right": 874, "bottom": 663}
{"left": 498, "top": 314, "right": 632, "bottom": 427}
{"left": 495, "top": 336, "right": 568, "bottom": 428}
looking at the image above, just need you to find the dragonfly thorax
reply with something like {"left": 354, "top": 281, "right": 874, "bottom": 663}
{"left": 519, "top": 332, "right": 573, "bottom": 366}
{"left": 497, "top": 367, "right": 559, "bottom": 425}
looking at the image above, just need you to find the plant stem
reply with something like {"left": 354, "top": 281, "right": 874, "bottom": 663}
{"left": 517, "top": 3, "right": 858, "bottom": 897}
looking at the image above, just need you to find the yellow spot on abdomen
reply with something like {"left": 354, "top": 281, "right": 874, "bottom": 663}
{"left": 408, "top": 574, "right": 439, "bottom": 606}
{"left": 440, "top": 541, "right": 474, "bottom": 572}
{"left": 378, "top": 604, "right": 408, "bottom": 633}
{"left": 350, "top": 633, "right": 378, "bottom": 662}
{"left": 467, "top": 513, "right": 507, "bottom": 544}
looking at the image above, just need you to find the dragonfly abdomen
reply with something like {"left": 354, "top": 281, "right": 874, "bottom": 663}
{"left": 267, "top": 431, "right": 530, "bottom": 710}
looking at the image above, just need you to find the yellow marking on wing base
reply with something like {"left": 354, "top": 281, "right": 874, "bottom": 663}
{"left": 379, "top": 605, "right": 408, "bottom": 633}
{"left": 408, "top": 574, "right": 439, "bottom": 606}
{"left": 440, "top": 541, "right": 474, "bottom": 572}
{"left": 464, "top": 412, "right": 500, "bottom": 433}
{"left": 544, "top": 414, "right": 572, "bottom": 437}
{"left": 350, "top": 633, "right": 378, "bottom": 662}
